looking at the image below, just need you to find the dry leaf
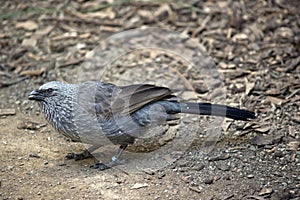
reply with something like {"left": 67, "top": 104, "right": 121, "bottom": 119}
{"left": 284, "top": 56, "right": 300, "bottom": 72}
{"left": 58, "top": 58, "right": 84, "bottom": 68}
{"left": 286, "top": 88, "right": 300, "bottom": 99}
{"left": 259, "top": 187, "right": 273, "bottom": 196}
{"left": 19, "top": 68, "right": 45, "bottom": 76}
{"left": 219, "top": 62, "right": 236, "bottom": 69}
{"left": 245, "top": 78, "right": 255, "bottom": 95}
{"left": 291, "top": 115, "right": 300, "bottom": 123}
{"left": 288, "top": 126, "right": 295, "bottom": 137}
{"left": 71, "top": 9, "right": 115, "bottom": 20}
{"left": 15, "top": 20, "right": 38, "bottom": 31}
{"left": 222, "top": 121, "right": 232, "bottom": 132}
{"left": 286, "top": 141, "right": 300, "bottom": 151}
{"left": 35, "top": 26, "right": 54, "bottom": 36}
{"left": 243, "top": 122, "right": 256, "bottom": 130}
{"left": 85, "top": 10, "right": 116, "bottom": 19}
{"left": 138, "top": 10, "right": 154, "bottom": 20}
{"left": 28, "top": 52, "right": 44, "bottom": 61}
{"left": 79, "top": 33, "right": 91, "bottom": 39}
{"left": 22, "top": 37, "right": 37, "bottom": 47}
{"left": 100, "top": 26, "right": 121, "bottom": 32}
{"left": 266, "top": 83, "right": 288, "bottom": 96}
{"left": 265, "top": 96, "right": 283, "bottom": 105}
{"left": 155, "top": 4, "right": 172, "bottom": 19}
{"left": 232, "top": 33, "right": 248, "bottom": 42}
{"left": 255, "top": 126, "right": 271, "bottom": 133}
{"left": 52, "top": 32, "right": 78, "bottom": 41}
{"left": 275, "top": 27, "right": 294, "bottom": 39}
{"left": 252, "top": 134, "right": 283, "bottom": 146}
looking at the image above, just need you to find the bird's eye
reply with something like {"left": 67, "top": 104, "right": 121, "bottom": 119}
{"left": 46, "top": 88, "right": 53, "bottom": 93}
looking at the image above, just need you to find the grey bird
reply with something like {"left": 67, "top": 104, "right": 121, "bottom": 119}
{"left": 28, "top": 81, "right": 256, "bottom": 170}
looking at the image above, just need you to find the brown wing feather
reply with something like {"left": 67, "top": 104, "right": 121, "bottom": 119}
{"left": 111, "top": 84, "right": 172, "bottom": 115}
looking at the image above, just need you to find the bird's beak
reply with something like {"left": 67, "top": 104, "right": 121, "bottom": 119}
{"left": 28, "top": 90, "right": 44, "bottom": 101}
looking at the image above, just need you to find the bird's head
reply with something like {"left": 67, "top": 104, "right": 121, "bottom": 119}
{"left": 28, "top": 81, "right": 72, "bottom": 103}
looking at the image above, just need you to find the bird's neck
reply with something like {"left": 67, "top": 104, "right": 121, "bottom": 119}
{"left": 40, "top": 96, "right": 75, "bottom": 134}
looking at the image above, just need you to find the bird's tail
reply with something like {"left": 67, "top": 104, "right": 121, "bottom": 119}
{"left": 160, "top": 101, "right": 256, "bottom": 121}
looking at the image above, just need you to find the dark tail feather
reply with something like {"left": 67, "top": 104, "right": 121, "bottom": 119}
{"left": 157, "top": 101, "right": 256, "bottom": 121}
{"left": 179, "top": 102, "right": 256, "bottom": 121}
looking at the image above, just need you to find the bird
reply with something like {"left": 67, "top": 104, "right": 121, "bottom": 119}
{"left": 28, "top": 81, "right": 256, "bottom": 170}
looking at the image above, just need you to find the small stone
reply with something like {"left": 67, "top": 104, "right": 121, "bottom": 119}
{"left": 131, "top": 183, "right": 148, "bottom": 189}
{"left": 189, "top": 186, "right": 202, "bottom": 193}
{"left": 203, "top": 178, "right": 214, "bottom": 184}
{"left": 181, "top": 175, "right": 191, "bottom": 183}
{"left": 157, "top": 172, "right": 165, "bottom": 179}
{"left": 259, "top": 187, "right": 273, "bottom": 196}
{"left": 192, "top": 164, "right": 205, "bottom": 171}
{"left": 181, "top": 91, "right": 198, "bottom": 100}
{"left": 274, "top": 150, "right": 284, "bottom": 158}
{"left": 208, "top": 154, "right": 231, "bottom": 161}
{"left": 7, "top": 165, "right": 15, "bottom": 170}
{"left": 142, "top": 168, "right": 155, "bottom": 175}
{"left": 247, "top": 174, "right": 254, "bottom": 179}
{"left": 29, "top": 153, "right": 41, "bottom": 158}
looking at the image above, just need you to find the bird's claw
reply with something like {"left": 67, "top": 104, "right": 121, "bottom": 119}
{"left": 65, "top": 150, "right": 94, "bottom": 161}
{"left": 90, "top": 162, "right": 111, "bottom": 171}
{"left": 90, "top": 159, "right": 126, "bottom": 171}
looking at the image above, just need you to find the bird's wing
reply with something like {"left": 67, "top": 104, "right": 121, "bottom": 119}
{"left": 110, "top": 84, "right": 173, "bottom": 116}
{"left": 78, "top": 82, "right": 173, "bottom": 118}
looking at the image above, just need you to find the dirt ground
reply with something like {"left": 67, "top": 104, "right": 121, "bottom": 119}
{"left": 1, "top": 0, "right": 300, "bottom": 199}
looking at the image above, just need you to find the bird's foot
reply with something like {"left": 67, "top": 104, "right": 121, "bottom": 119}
{"left": 65, "top": 150, "right": 94, "bottom": 161}
{"left": 90, "top": 162, "right": 111, "bottom": 171}
{"left": 90, "top": 159, "right": 126, "bottom": 171}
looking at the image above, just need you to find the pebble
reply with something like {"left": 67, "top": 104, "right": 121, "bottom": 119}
{"left": 247, "top": 174, "right": 255, "bottom": 179}
{"left": 208, "top": 154, "right": 231, "bottom": 161}
{"left": 192, "top": 164, "right": 205, "bottom": 171}
{"left": 29, "top": 153, "right": 41, "bottom": 158}
{"left": 157, "top": 172, "right": 166, "bottom": 179}
{"left": 130, "top": 183, "right": 148, "bottom": 189}
{"left": 7, "top": 165, "right": 14, "bottom": 170}
{"left": 259, "top": 187, "right": 273, "bottom": 195}
{"left": 203, "top": 178, "right": 214, "bottom": 184}
{"left": 142, "top": 168, "right": 155, "bottom": 175}
{"left": 189, "top": 186, "right": 202, "bottom": 193}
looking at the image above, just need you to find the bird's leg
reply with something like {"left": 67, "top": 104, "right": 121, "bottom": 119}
{"left": 65, "top": 144, "right": 101, "bottom": 161}
{"left": 90, "top": 144, "right": 127, "bottom": 171}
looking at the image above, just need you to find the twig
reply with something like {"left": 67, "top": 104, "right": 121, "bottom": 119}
{"left": 0, "top": 76, "right": 29, "bottom": 88}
